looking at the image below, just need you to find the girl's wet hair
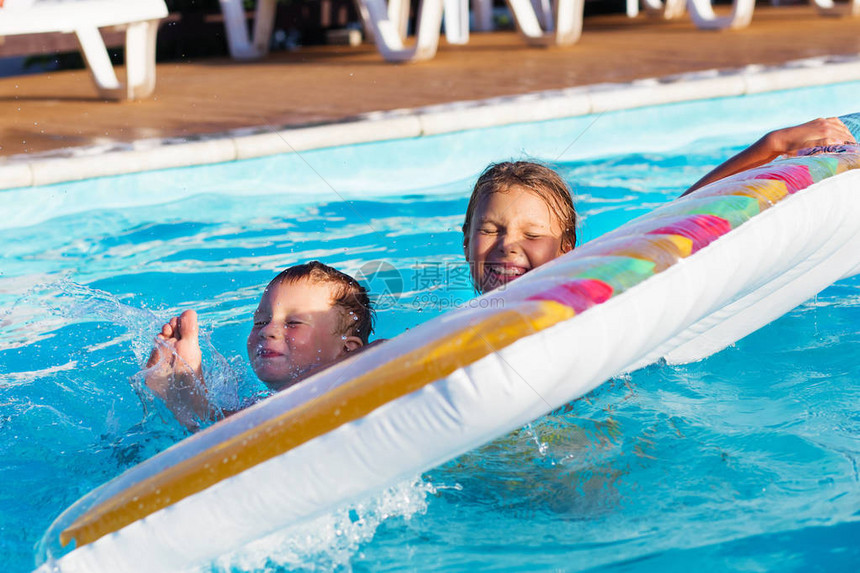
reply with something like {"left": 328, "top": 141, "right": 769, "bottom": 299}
{"left": 271, "top": 261, "right": 375, "bottom": 344}
{"left": 463, "top": 161, "right": 577, "bottom": 252}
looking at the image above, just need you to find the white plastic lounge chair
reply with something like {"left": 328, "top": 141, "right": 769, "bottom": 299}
{"left": 0, "top": 0, "right": 168, "bottom": 100}
{"left": 218, "top": 0, "right": 447, "bottom": 62}
{"left": 626, "top": 0, "right": 754, "bottom": 29}
{"left": 217, "top": 0, "right": 470, "bottom": 58}
{"left": 629, "top": 0, "right": 753, "bottom": 29}
{"left": 355, "top": 0, "right": 585, "bottom": 62}
{"left": 218, "top": 0, "right": 582, "bottom": 63}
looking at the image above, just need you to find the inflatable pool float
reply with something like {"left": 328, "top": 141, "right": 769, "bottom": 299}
{"left": 37, "top": 142, "right": 860, "bottom": 572}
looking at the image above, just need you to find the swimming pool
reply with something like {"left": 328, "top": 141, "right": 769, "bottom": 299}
{"left": 2, "top": 81, "right": 859, "bottom": 572}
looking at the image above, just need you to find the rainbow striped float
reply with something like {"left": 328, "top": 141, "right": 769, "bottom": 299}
{"left": 38, "top": 146, "right": 860, "bottom": 573}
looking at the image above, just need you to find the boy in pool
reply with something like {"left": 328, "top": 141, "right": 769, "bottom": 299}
{"left": 144, "top": 261, "right": 374, "bottom": 430}
{"left": 463, "top": 117, "right": 856, "bottom": 293}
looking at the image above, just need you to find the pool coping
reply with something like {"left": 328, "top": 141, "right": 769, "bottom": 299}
{"left": 3, "top": 53, "right": 860, "bottom": 191}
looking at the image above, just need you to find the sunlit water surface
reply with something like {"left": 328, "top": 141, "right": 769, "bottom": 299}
{"left": 2, "top": 89, "right": 859, "bottom": 572}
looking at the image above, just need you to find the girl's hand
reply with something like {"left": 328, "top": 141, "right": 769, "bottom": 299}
{"left": 682, "top": 116, "right": 855, "bottom": 196}
{"left": 764, "top": 117, "right": 856, "bottom": 156}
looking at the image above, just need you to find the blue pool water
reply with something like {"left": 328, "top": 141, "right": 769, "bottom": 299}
{"left": 2, "top": 82, "right": 859, "bottom": 572}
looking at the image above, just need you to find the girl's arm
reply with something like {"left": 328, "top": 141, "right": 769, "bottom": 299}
{"left": 681, "top": 117, "right": 856, "bottom": 197}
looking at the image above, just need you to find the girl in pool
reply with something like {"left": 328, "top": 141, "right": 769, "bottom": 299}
{"left": 463, "top": 117, "right": 856, "bottom": 293}
{"left": 463, "top": 161, "right": 575, "bottom": 294}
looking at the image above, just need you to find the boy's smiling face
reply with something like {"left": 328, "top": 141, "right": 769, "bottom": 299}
{"left": 465, "top": 185, "right": 566, "bottom": 293}
{"left": 247, "top": 278, "right": 360, "bottom": 391}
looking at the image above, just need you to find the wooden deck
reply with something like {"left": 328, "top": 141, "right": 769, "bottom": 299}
{"left": 1, "top": 5, "right": 859, "bottom": 159}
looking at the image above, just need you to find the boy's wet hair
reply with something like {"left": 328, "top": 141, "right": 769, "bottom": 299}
{"left": 272, "top": 261, "right": 375, "bottom": 344}
{"left": 463, "top": 161, "right": 577, "bottom": 252}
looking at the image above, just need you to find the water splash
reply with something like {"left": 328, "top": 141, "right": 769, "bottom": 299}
{"left": 203, "top": 478, "right": 433, "bottom": 572}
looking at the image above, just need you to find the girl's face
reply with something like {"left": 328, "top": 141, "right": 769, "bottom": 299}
{"left": 464, "top": 185, "right": 567, "bottom": 293}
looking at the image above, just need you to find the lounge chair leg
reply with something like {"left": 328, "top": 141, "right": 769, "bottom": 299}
{"left": 813, "top": 0, "right": 860, "bottom": 16}
{"left": 219, "top": 0, "right": 277, "bottom": 59}
{"left": 387, "top": 0, "right": 411, "bottom": 39}
{"left": 444, "top": 0, "right": 470, "bottom": 43}
{"left": 687, "top": 0, "right": 755, "bottom": 29}
{"left": 627, "top": 0, "right": 640, "bottom": 18}
{"left": 355, "top": 0, "right": 444, "bottom": 62}
{"left": 355, "top": 0, "right": 408, "bottom": 55}
{"left": 412, "top": 0, "right": 446, "bottom": 59}
{"left": 507, "top": 0, "right": 584, "bottom": 46}
{"left": 638, "top": 0, "right": 686, "bottom": 19}
{"left": 556, "top": 0, "right": 584, "bottom": 43}
{"left": 662, "top": 0, "right": 686, "bottom": 19}
{"left": 473, "top": 0, "right": 494, "bottom": 31}
{"left": 124, "top": 20, "right": 160, "bottom": 100}
{"left": 252, "top": 0, "right": 277, "bottom": 55}
{"left": 530, "top": 0, "right": 554, "bottom": 29}
{"left": 219, "top": 0, "right": 252, "bottom": 58}
{"left": 75, "top": 21, "right": 160, "bottom": 101}
{"left": 74, "top": 26, "right": 124, "bottom": 100}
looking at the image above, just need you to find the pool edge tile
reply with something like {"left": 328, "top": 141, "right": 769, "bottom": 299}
{"left": 589, "top": 75, "right": 746, "bottom": 113}
{"left": 28, "top": 139, "right": 239, "bottom": 188}
{"left": 234, "top": 116, "right": 423, "bottom": 160}
{"left": 0, "top": 162, "right": 34, "bottom": 189}
{"left": 743, "top": 60, "right": 860, "bottom": 94}
{"left": 7, "top": 56, "right": 860, "bottom": 188}
{"left": 417, "top": 92, "right": 593, "bottom": 136}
